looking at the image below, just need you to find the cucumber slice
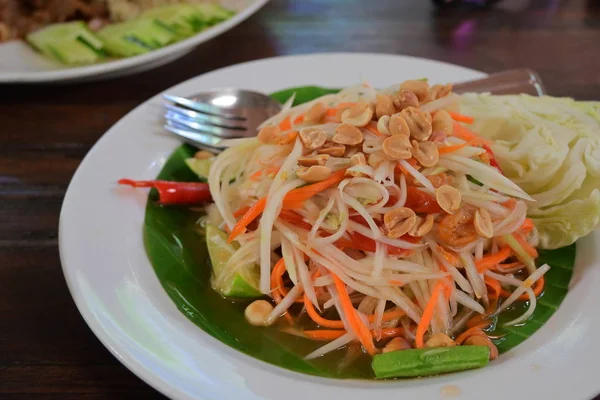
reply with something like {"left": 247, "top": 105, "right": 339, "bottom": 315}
{"left": 97, "top": 19, "right": 177, "bottom": 57}
{"left": 26, "top": 21, "right": 105, "bottom": 65}
{"left": 206, "top": 224, "right": 261, "bottom": 298}
{"left": 140, "top": 4, "right": 205, "bottom": 38}
{"left": 196, "top": 4, "right": 235, "bottom": 26}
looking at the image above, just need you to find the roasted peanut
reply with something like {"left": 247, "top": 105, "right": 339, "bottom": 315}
{"left": 299, "top": 127, "right": 327, "bottom": 149}
{"left": 382, "top": 134, "right": 412, "bottom": 160}
{"left": 375, "top": 94, "right": 396, "bottom": 118}
{"left": 384, "top": 207, "right": 417, "bottom": 238}
{"left": 274, "top": 130, "right": 299, "bottom": 145}
{"left": 341, "top": 101, "right": 373, "bottom": 127}
{"left": 400, "top": 107, "right": 433, "bottom": 141}
{"left": 297, "top": 154, "right": 330, "bottom": 167}
{"left": 436, "top": 185, "right": 462, "bottom": 215}
{"left": 426, "top": 83, "right": 453, "bottom": 102}
{"left": 350, "top": 152, "right": 367, "bottom": 167}
{"left": 333, "top": 123, "right": 364, "bottom": 146}
{"left": 245, "top": 300, "right": 274, "bottom": 327}
{"left": 427, "top": 173, "right": 450, "bottom": 188}
{"left": 194, "top": 150, "right": 214, "bottom": 160}
{"left": 305, "top": 102, "right": 327, "bottom": 124}
{"left": 432, "top": 109, "right": 454, "bottom": 136}
{"left": 377, "top": 115, "right": 391, "bottom": 135}
{"left": 389, "top": 113, "right": 411, "bottom": 136}
{"left": 367, "top": 150, "right": 386, "bottom": 168}
{"left": 409, "top": 214, "right": 435, "bottom": 237}
{"left": 400, "top": 80, "right": 429, "bottom": 102}
{"left": 412, "top": 140, "right": 439, "bottom": 167}
{"left": 474, "top": 208, "right": 494, "bottom": 238}
{"left": 334, "top": 105, "right": 352, "bottom": 123}
{"left": 393, "top": 89, "right": 419, "bottom": 111}
{"left": 464, "top": 335, "right": 498, "bottom": 360}
{"left": 383, "top": 337, "right": 412, "bottom": 353}
{"left": 257, "top": 125, "right": 280, "bottom": 143}
{"left": 297, "top": 165, "right": 332, "bottom": 182}
{"left": 425, "top": 333, "right": 456, "bottom": 348}
{"left": 346, "top": 152, "right": 369, "bottom": 177}
{"left": 317, "top": 142, "right": 346, "bottom": 157}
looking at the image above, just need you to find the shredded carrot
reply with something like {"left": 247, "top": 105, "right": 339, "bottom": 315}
{"left": 272, "top": 258, "right": 287, "bottom": 297}
{"left": 229, "top": 169, "right": 347, "bottom": 241}
{"left": 228, "top": 197, "right": 266, "bottom": 242}
{"left": 496, "top": 262, "right": 522, "bottom": 271}
{"left": 502, "top": 198, "right": 517, "bottom": 209}
{"left": 520, "top": 218, "right": 535, "bottom": 234}
{"left": 304, "top": 293, "right": 344, "bottom": 329}
{"left": 513, "top": 232, "right": 538, "bottom": 258}
{"left": 325, "top": 108, "right": 338, "bottom": 117}
{"left": 283, "top": 168, "right": 347, "bottom": 209}
{"left": 388, "top": 280, "right": 404, "bottom": 286}
{"left": 455, "top": 326, "right": 488, "bottom": 344}
{"left": 415, "top": 281, "right": 447, "bottom": 348}
{"left": 331, "top": 273, "right": 376, "bottom": 355}
{"left": 232, "top": 206, "right": 250, "bottom": 219}
{"left": 303, "top": 330, "right": 345, "bottom": 341}
{"left": 271, "top": 259, "right": 294, "bottom": 324}
{"left": 304, "top": 292, "right": 404, "bottom": 329}
{"left": 476, "top": 247, "right": 512, "bottom": 272}
{"left": 438, "top": 143, "right": 467, "bottom": 154}
{"left": 376, "top": 328, "right": 406, "bottom": 339}
{"left": 250, "top": 166, "right": 280, "bottom": 181}
{"left": 452, "top": 122, "right": 493, "bottom": 147}
{"left": 448, "top": 111, "right": 474, "bottom": 124}
{"left": 484, "top": 276, "right": 502, "bottom": 300}
{"left": 279, "top": 116, "right": 292, "bottom": 131}
{"left": 293, "top": 115, "right": 305, "bottom": 125}
{"left": 365, "top": 122, "right": 384, "bottom": 137}
{"left": 500, "top": 276, "right": 544, "bottom": 300}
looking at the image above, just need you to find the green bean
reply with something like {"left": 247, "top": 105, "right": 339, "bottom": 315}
{"left": 371, "top": 345, "right": 490, "bottom": 379}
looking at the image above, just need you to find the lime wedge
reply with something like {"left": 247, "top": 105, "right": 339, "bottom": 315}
{"left": 185, "top": 157, "right": 214, "bottom": 180}
{"left": 206, "top": 224, "right": 261, "bottom": 298}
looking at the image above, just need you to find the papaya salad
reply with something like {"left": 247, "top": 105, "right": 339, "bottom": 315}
{"left": 121, "top": 80, "right": 549, "bottom": 378}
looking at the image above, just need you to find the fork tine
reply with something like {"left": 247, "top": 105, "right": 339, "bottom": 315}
{"left": 164, "top": 103, "right": 248, "bottom": 129}
{"left": 163, "top": 94, "right": 245, "bottom": 120}
{"left": 164, "top": 122, "right": 223, "bottom": 150}
{"left": 164, "top": 111, "right": 245, "bottom": 139}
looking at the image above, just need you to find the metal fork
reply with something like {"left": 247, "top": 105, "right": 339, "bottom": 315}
{"left": 163, "top": 68, "right": 545, "bottom": 152}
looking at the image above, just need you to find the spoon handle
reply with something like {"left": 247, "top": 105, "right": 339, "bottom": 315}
{"left": 453, "top": 68, "right": 546, "bottom": 96}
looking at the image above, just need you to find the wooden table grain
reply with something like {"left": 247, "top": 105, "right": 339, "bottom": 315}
{"left": 0, "top": 0, "right": 598, "bottom": 398}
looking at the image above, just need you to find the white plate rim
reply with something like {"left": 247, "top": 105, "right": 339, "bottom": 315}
{"left": 59, "top": 52, "right": 600, "bottom": 400}
{"left": 0, "top": 0, "right": 269, "bottom": 83}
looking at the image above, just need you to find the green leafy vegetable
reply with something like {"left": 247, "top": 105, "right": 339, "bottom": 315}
{"left": 143, "top": 86, "right": 577, "bottom": 379}
{"left": 461, "top": 94, "right": 600, "bottom": 249}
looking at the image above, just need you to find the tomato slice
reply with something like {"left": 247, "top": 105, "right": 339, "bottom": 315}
{"left": 405, "top": 186, "right": 443, "bottom": 214}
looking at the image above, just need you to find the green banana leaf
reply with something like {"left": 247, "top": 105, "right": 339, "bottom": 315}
{"left": 144, "top": 86, "right": 576, "bottom": 379}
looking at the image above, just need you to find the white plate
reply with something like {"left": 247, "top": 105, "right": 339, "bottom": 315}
{"left": 59, "top": 53, "right": 600, "bottom": 400}
{"left": 0, "top": 0, "right": 268, "bottom": 83}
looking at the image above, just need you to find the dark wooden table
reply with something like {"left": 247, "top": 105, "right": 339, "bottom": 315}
{"left": 1, "top": 0, "right": 598, "bottom": 398}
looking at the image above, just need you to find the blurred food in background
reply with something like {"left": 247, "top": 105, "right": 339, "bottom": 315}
{"left": 0, "top": 0, "right": 233, "bottom": 64}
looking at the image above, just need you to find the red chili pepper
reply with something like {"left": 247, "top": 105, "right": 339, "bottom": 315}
{"left": 483, "top": 144, "right": 503, "bottom": 174}
{"left": 118, "top": 179, "right": 212, "bottom": 205}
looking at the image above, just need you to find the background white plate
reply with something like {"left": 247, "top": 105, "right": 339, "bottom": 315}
{"left": 59, "top": 53, "right": 600, "bottom": 400}
{"left": 0, "top": 0, "right": 268, "bottom": 84}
